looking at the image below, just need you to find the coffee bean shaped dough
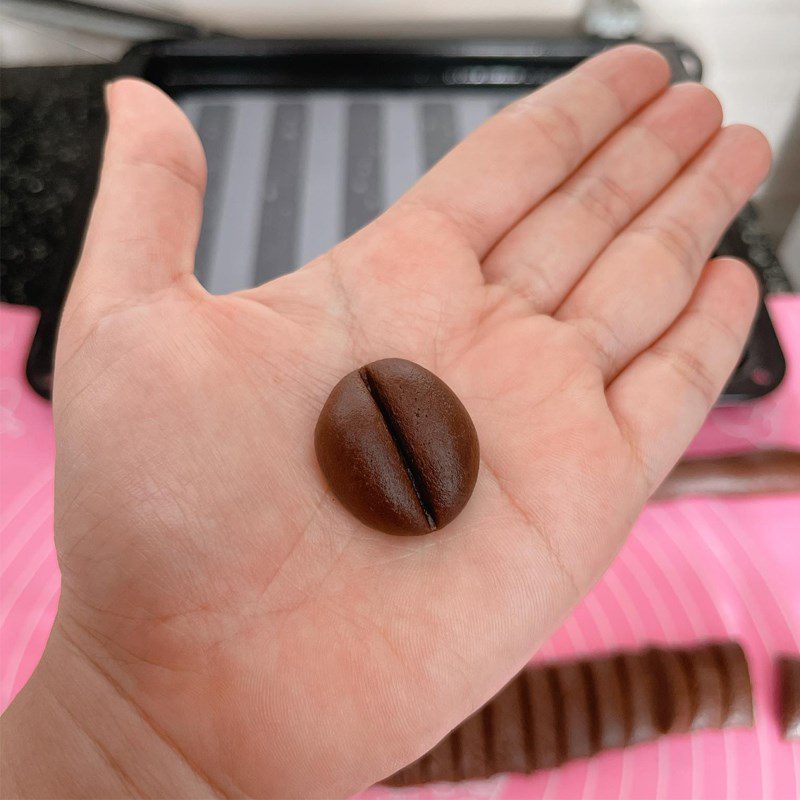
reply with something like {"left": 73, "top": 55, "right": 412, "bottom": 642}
{"left": 779, "top": 657, "right": 800, "bottom": 741}
{"left": 715, "top": 642, "right": 754, "bottom": 727}
{"left": 619, "top": 652, "right": 659, "bottom": 745}
{"left": 682, "top": 645, "right": 725, "bottom": 730}
{"left": 315, "top": 358, "right": 480, "bottom": 535}
{"left": 588, "top": 655, "right": 628, "bottom": 750}
{"left": 557, "top": 661, "right": 595, "bottom": 760}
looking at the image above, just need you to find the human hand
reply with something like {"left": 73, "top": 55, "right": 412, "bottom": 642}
{"left": 1, "top": 45, "right": 769, "bottom": 799}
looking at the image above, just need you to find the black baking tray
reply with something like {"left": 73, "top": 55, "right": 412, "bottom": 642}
{"left": 3, "top": 36, "right": 787, "bottom": 401}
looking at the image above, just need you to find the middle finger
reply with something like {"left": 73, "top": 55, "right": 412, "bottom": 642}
{"left": 482, "top": 82, "right": 723, "bottom": 314}
{"left": 555, "top": 123, "right": 771, "bottom": 382}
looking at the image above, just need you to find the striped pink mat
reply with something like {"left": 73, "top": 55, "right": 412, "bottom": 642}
{"left": 2, "top": 298, "right": 799, "bottom": 799}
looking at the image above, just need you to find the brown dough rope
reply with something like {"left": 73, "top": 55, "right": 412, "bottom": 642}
{"left": 653, "top": 450, "right": 800, "bottom": 501}
{"left": 384, "top": 642, "right": 753, "bottom": 787}
{"left": 778, "top": 656, "right": 800, "bottom": 741}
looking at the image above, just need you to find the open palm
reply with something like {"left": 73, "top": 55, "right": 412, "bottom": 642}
{"left": 49, "top": 46, "right": 768, "bottom": 798}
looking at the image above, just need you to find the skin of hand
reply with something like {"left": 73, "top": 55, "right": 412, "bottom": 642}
{"left": 0, "top": 45, "right": 770, "bottom": 799}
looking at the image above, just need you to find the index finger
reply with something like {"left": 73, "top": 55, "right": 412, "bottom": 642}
{"left": 399, "top": 45, "right": 670, "bottom": 259}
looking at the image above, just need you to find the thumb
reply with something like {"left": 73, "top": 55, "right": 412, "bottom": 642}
{"left": 63, "top": 78, "right": 207, "bottom": 332}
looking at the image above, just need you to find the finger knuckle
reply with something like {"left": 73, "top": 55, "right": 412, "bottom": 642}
{"left": 504, "top": 100, "right": 585, "bottom": 171}
{"left": 631, "top": 215, "right": 706, "bottom": 283}
{"left": 650, "top": 341, "right": 719, "bottom": 406}
{"left": 561, "top": 172, "right": 635, "bottom": 231}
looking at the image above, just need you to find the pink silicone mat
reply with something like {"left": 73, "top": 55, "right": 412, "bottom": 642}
{"left": 2, "top": 299, "right": 799, "bottom": 799}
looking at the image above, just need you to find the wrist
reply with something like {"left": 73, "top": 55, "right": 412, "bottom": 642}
{"left": 1, "top": 617, "right": 217, "bottom": 799}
